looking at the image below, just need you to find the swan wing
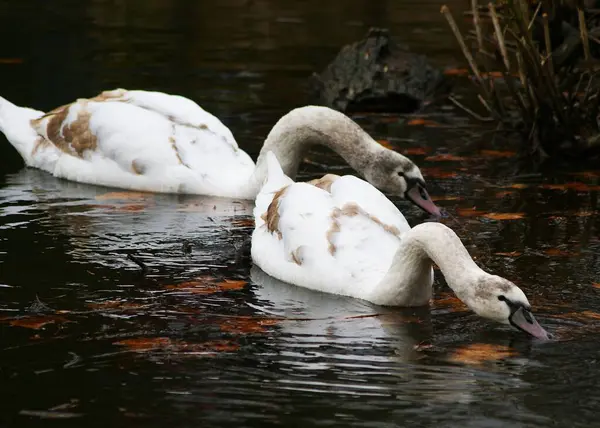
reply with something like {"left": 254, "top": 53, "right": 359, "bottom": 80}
{"left": 91, "top": 89, "right": 240, "bottom": 151}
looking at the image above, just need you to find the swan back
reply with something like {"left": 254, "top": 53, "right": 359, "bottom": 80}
{"left": 88, "top": 89, "right": 239, "bottom": 149}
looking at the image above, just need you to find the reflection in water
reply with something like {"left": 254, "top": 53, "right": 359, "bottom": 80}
{"left": 0, "top": 0, "right": 600, "bottom": 426}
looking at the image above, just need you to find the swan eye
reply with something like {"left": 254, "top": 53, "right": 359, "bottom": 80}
{"left": 498, "top": 295, "right": 507, "bottom": 302}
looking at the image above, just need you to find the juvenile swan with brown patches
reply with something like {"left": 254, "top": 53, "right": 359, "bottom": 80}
{"left": 251, "top": 152, "right": 550, "bottom": 340}
{"left": 0, "top": 89, "right": 442, "bottom": 211}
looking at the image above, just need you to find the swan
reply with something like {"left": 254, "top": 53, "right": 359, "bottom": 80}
{"left": 0, "top": 88, "right": 440, "bottom": 215}
{"left": 250, "top": 152, "right": 550, "bottom": 339}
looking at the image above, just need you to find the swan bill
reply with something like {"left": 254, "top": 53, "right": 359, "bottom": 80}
{"left": 406, "top": 185, "right": 441, "bottom": 217}
{"left": 509, "top": 306, "right": 550, "bottom": 340}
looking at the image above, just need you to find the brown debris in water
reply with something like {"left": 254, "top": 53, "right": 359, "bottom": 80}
{"left": 482, "top": 212, "right": 525, "bottom": 220}
{"left": 448, "top": 343, "right": 517, "bottom": 366}
{"left": 425, "top": 154, "right": 466, "bottom": 162}
{"left": 164, "top": 276, "right": 247, "bottom": 295}
{"left": 433, "top": 292, "right": 469, "bottom": 312}
{"left": 95, "top": 192, "right": 152, "bottom": 201}
{"left": 218, "top": 316, "right": 279, "bottom": 334}
{"left": 7, "top": 315, "right": 70, "bottom": 330}
{"left": 114, "top": 337, "right": 240, "bottom": 354}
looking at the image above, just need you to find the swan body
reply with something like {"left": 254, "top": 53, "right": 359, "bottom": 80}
{"left": 251, "top": 152, "right": 549, "bottom": 339}
{"left": 0, "top": 89, "right": 440, "bottom": 215}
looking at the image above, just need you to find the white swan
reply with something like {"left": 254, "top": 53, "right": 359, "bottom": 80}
{"left": 250, "top": 152, "right": 550, "bottom": 339}
{"left": 0, "top": 88, "right": 440, "bottom": 215}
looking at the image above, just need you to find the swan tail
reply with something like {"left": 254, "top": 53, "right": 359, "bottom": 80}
{"left": 0, "top": 96, "right": 45, "bottom": 164}
{"left": 261, "top": 151, "right": 294, "bottom": 193}
{"left": 253, "top": 151, "right": 294, "bottom": 228}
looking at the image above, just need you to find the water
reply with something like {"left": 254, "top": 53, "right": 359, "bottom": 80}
{"left": 1, "top": 1, "right": 599, "bottom": 427}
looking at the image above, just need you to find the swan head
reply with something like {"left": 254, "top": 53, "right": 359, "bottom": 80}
{"left": 363, "top": 151, "right": 441, "bottom": 217}
{"left": 464, "top": 275, "right": 550, "bottom": 340}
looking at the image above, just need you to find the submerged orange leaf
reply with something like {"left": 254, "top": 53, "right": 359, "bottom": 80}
{"left": 456, "top": 208, "right": 486, "bottom": 217}
{"left": 433, "top": 293, "right": 469, "bottom": 312}
{"left": 165, "top": 276, "right": 247, "bottom": 294}
{"left": 114, "top": 204, "right": 146, "bottom": 212}
{"left": 544, "top": 248, "right": 576, "bottom": 257}
{"left": 480, "top": 150, "right": 517, "bottom": 158}
{"left": 425, "top": 154, "right": 466, "bottom": 162}
{"left": 95, "top": 192, "right": 151, "bottom": 201}
{"left": 165, "top": 282, "right": 217, "bottom": 294}
{"left": 582, "top": 311, "right": 600, "bottom": 320}
{"left": 8, "top": 315, "right": 69, "bottom": 330}
{"left": 509, "top": 183, "right": 528, "bottom": 189}
{"left": 114, "top": 337, "right": 240, "bottom": 354}
{"left": 483, "top": 71, "right": 504, "bottom": 78}
{"left": 539, "top": 182, "right": 600, "bottom": 191}
{"left": 552, "top": 311, "right": 600, "bottom": 323}
{"left": 482, "top": 212, "right": 525, "bottom": 220}
{"left": 0, "top": 58, "right": 24, "bottom": 64}
{"left": 406, "top": 118, "right": 440, "bottom": 127}
{"left": 421, "top": 167, "right": 458, "bottom": 179}
{"left": 430, "top": 195, "right": 463, "bottom": 201}
{"left": 115, "top": 337, "right": 172, "bottom": 351}
{"left": 216, "top": 279, "right": 247, "bottom": 290}
{"left": 202, "top": 340, "right": 241, "bottom": 353}
{"left": 574, "top": 211, "right": 596, "bottom": 217}
{"left": 494, "top": 251, "right": 522, "bottom": 257}
{"left": 593, "top": 283, "right": 600, "bottom": 289}
{"left": 443, "top": 68, "right": 469, "bottom": 76}
{"left": 448, "top": 343, "right": 517, "bottom": 365}
{"left": 218, "top": 316, "right": 279, "bottom": 334}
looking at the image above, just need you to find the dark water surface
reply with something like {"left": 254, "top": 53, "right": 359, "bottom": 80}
{"left": 1, "top": 1, "right": 600, "bottom": 427}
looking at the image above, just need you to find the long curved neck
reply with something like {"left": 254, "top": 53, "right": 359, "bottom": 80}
{"left": 372, "top": 222, "right": 485, "bottom": 306}
{"left": 254, "top": 106, "right": 383, "bottom": 180}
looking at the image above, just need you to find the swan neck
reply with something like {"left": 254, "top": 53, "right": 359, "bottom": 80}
{"left": 404, "top": 223, "right": 482, "bottom": 289}
{"left": 255, "top": 106, "right": 381, "bottom": 180}
{"left": 374, "top": 223, "right": 483, "bottom": 305}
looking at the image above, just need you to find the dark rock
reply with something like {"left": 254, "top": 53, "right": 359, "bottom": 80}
{"left": 309, "top": 28, "right": 451, "bottom": 113}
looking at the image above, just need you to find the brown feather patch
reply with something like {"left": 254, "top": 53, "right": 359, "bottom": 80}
{"left": 339, "top": 202, "right": 400, "bottom": 235}
{"left": 31, "top": 102, "right": 98, "bottom": 158}
{"left": 327, "top": 202, "right": 401, "bottom": 255}
{"left": 168, "top": 135, "right": 186, "bottom": 165}
{"left": 307, "top": 174, "right": 340, "bottom": 193}
{"left": 291, "top": 248, "right": 303, "bottom": 265}
{"left": 131, "top": 159, "right": 145, "bottom": 175}
{"left": 31, "top": 137, "right": 52, "bottom": 157}
{"left": 326, "top": 213, "right": 341, "bottom": 255}
{"left": 262, "top": 186, "right": 289, "bottom": 239}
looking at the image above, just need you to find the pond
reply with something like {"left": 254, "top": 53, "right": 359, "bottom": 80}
{"left": 0, "top": 1, "right": 599, "bottom": 427}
